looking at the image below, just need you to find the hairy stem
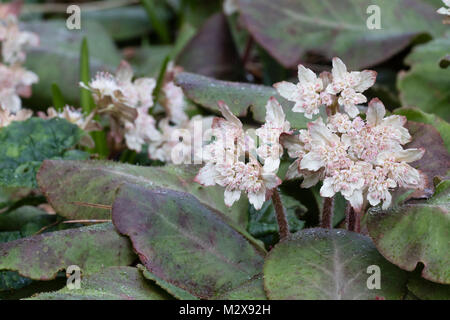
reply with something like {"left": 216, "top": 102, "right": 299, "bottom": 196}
{"left": 345, "top": 203, "right": 361, "bottom": 233}
{"left": 320, "top": 197, "right": 334, "bottom": 229}
{"left": 271, "top": 189, "right": 289, "bottom": 240}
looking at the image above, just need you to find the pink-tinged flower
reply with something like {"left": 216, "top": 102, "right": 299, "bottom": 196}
{"left": 365, "top": 166, "right": 397, "bottom": 210}
{"left": 161, "top": 81, "right": 188, "bottom": 125}
{"left": 274, "top": 65, "right": 326, "bottom": 119}
{"left": 124, "top": 108, "right": 161, "bottom": 153}
{"left": 326, "top": 57, "right": 377, "bottom": 118}
{"left": 376, "top": 149, "right": 425, "bottom": 189}
{"left": 285, "top": 95, "right": 424, "bottom": 211}
{"left": 343, "top": 99, "right": 410, "bottom": 163}
{"left": 0, "top": 15, "right": 39, "bottom": 65}
{"left": 0, "top": 64, "right": 38, "bottom": 113}
{"left": 38, "top": 105, "right": 101, "bottom": 132}
{"left": 195, "top": 100, "right": 282, "bottom": 209}
{"left": 320, "top": 161, "right": 369, "bottom": 211}
{"left": 195, "top": 156, "right": 281, "bottom": 209}
{"left": 437, "top": 0, "right": 450, "bottom": 15}
{"left": 256, "top": 97, "right": 291, "bottom": 172}
{"left": 300, "top": 118, "right": 351, "bottom": 173}
{"left": 0, "top": 108, "right": 32, "bottom": 127}
{"left": 81, "top": 61, "right": 156, "bottom": 112}
{"left": 148, "top": 115, "right": 214, "bottom": 164}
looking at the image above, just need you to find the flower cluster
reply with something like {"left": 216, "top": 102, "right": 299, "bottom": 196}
{"left": 0, "top": 5, "right": 39, "bottom": 114}
{"left": 195, "top": 98, "right": 289, "bottom": 209}
{"left": 275, "top": 58, "right": 376, "bottom": 119}
{"left": 82, "top": 61, "right": 213, "bottom": 162}
{"left": 284, "top": 97, "right": 424, "bottom": 211}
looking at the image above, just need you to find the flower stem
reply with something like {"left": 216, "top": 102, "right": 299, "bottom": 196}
{"left": 345, "top": 203, "right": 361, "bottom": 233}
{"left": 271, "top": 189, "right": 289, "bottom": 240}
{"left": 320, "top": 197, "right": 334, "bottom": 229}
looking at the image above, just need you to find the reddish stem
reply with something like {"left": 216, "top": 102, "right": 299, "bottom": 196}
{"left": 271, "top": 189, "right": 289, "bottom": 240}
{"left": 320, "top": 197, "right": 334, "bottom": 229}
{"left": 345, "top": 203, "right": 361, "bottom": 233}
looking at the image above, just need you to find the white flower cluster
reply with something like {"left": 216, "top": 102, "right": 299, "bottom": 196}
{"left": 275, "top": 58, "right": 376, "bottom": 119}
{"left": 195, "top": 98, "right": 290, "bottom": 209}
{"left": 284, "top": 97, "right": 424, "bottom": 211}
{"left": 82, "top": 61, "right": 213, "bottom": 162}
{"left": 196, "top": 58, "right": 424, "bottom": 212}
{"left": 0, "top": 6, "right": 39, "bottom": 116}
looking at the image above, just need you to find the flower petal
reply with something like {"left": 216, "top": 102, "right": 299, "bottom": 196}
{"left": 274, "top": 81, "right": 297, "bottom": 101}
{"left": 224, "top": 188, "right": 241, "bottom": 207}
{"left": 367, "top": 98, "right": 386, "bottom": 126}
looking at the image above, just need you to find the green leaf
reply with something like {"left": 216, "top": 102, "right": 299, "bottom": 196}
{"left": 80, "top": 38, "right": 93, "bottom": 114}
{"left": 398, "top": 34, "right": 450, "bottom": 122}
{"left": 367, "top": 180, "right": 450, "bottom": 284}
{"left": 177, "top": 13, "right": 244, "bottom": 81}
{"left": 51, "top": 83, "right": 65, "bottom": 112}
{"left": 138, "top": 264, "right": 199, "bottom": 300}
{"left": 0, "top": 118, "right": 86, "bottom": 188}
{"left": 237, "top": 0, "right": 446, "bottom": 69}
{"left": 407, "top": 273, "right": 450, "bottom": 300}
{"left": 80, "top": 38, "right": 108, "bottom": 158}
{"left": 263, "top": 228, "right": 408, "bottom": 300}
{"left": 213, "top": 275, "right": 267, "bottom": 300}
{"left": 0, "top": 206, "right": 55, "bottom": 235}
{"left": 29, "top": 267, "right": 171, "bottom": 300}
{"left": 248, "top": 194, "right": 306, "bottom": 246}
{"left": 24, "top": 19, "right": 121, "bottom": 107}
{"left": 0, "top": 231, "right": 32, "bottom": 291}
{"left": 174, "top": 72, "right": 310, "bottom": 129}
{"left": 37, "top": 160, "right": 250, "bottom": 235}
{"left": 0, "top": 223, "right": 135, "bottom": 280}
{"left": 141, "top": 0, "right": 170, "bottom": 43}
{"left": 153, "top": 55, "right": 170, "bottom": 101}
{"left": 112, "top": 184, "right": 265, "bottom": 299}
{"left": 394, "top": 108, "right": 450, "bottom": 154}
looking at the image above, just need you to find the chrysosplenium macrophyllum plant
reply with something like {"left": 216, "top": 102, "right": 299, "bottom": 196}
{"left": 195, "top": 58, "right": 425, "bottom": 235}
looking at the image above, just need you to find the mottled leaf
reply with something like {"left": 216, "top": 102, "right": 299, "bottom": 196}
{"left": 213, "top": 275, "right": 267, "bottom": 300}
{"left": 367, "top": 180, "right": 450, "bottom": 284}
{"left": 264, "top": 228, "right": 408, "bottom": 300}
{"left": 0, "top": 223, "right": 135, "bottom": 280}
{"left": 112, "top": 184, "right": 264, "bottom": 299}
{"left": 407, "top": 274, "right": 450, "bottom": 300}
{"left": 398, "top": 34, "right": 450, "bottom": 122}
{"left": 37, "top": 160, "right": 250, "bottom": 233}
{"left": 395, "top": 108, "right": 450, "bottom": 154}
{"left": 175, "top": 72, "right": 310, "bottom": 129}
{"left": 138, "top": 264, "right": 198, "bottom": 300}
{"left": 28, "top": 267, "right": 171, "bottom": 300}
{"left": 0, "top": 118, "right": 87, "bottom": 188}
{"left": 0, "top": 231, "right": 32, "bottom": 291}
{"left": 403, "top": 121, "right": 450, "bottom": 197}
{"left": 177, "top": 13, "right": 243, "bottom": 80}
{"left": 238, "top": 0, "right": 446, "bottom": 69}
